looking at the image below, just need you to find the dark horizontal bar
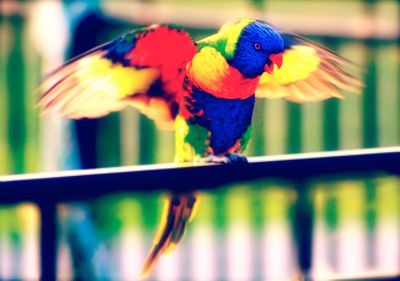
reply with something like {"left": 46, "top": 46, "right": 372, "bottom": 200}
{"left": 0, "top": 147, "right": 399, "bottom": 203}
{"left": 340, "top": 277, "right": 400, "bottom": 281}
{"left": 314, "top": 274, "right": 400, "bottom": 281}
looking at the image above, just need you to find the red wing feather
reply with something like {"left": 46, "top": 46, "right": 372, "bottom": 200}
{"left": 38, "top": 24, "right": 196, "bottom": 129}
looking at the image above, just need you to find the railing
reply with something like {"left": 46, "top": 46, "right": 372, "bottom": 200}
{"left": 1, "top": 147, "right": 399, "bottom": 280}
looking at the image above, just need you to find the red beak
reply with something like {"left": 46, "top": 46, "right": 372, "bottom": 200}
{"left": 264, "top": 53, "right": 283, "bottom": 74}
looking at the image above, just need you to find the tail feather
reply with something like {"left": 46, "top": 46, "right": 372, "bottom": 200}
{"left": 140, "top": 194, "right": 198, "bottom": 278}
{"left": 170, "top": 195, "right": 196, "bottom": 243}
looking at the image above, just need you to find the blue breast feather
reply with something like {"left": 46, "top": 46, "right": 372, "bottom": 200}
{"left": 187, "top": 87, "right": 255, "bottom": 155}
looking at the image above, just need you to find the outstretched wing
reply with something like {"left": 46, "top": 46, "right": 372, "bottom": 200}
{"left": 256, "top": 33, "right": 363, "bottom": 102}
{"left": 38, "top": 24, "right": 197, "bottom": 129}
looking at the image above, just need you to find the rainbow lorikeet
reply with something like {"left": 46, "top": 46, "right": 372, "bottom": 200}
{"left": 38, "top": 19, "right": 362, "bottom": 277}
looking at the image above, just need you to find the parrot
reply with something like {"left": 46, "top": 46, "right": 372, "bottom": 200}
{"left": 37, "top": 18, "right": 362, "bottom": 277}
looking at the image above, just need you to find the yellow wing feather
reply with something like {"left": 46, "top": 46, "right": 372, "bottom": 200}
{"left": 38, "top": 51, "right": 159, "bottom": 119}
{"left": 259, "top": 45, "right": 320, "bottom": 87}
{"left": 256, "top": 37, "right": 363, "bottom": 102}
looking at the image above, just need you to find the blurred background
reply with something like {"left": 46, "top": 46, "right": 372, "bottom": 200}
{"left": 0, "top": 0, "right": 399, "bottom": 280}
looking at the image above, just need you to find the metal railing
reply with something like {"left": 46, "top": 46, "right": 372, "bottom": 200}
{"left": 1, "top": 147, "right": 399, "bottom": 280}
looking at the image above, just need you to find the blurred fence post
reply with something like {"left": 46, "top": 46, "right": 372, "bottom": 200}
{"left": 38, "top": 200, "right": 57, "bottom": 280}
{"left": 5, "top": 14, "right": 26, "bottom": 173}
{"left": 362, "top": 0, "right": 378, "bottom": 148}
{"left": 293, "top": 182, "right": 313, "bottom": 280}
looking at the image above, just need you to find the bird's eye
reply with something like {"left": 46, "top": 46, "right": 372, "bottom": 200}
{"left": 254, "top": 42, "right": 261, "bottom": 50}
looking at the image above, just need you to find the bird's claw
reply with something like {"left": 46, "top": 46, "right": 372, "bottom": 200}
{"left": 226, "top": 153, "right": 248, "bottom": 164}
{"left": 204, "top": 155, "right": 230, "bottom": 164}
{"left": 204, "top": 153, "right": 248, "bottom": 164}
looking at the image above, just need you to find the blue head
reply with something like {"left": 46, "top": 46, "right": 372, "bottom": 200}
{"left": 229, "top": 21, "right": 284, "bottom": 78}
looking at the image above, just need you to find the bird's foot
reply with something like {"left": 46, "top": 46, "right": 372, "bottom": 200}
{"left": 204, "top": 153, "right": 248, "bottom": 164}
{"left": 204, "top": 155, "right": 230, "bottom": 164}
{"left": 226, "top": 153, "right": 248, "bottom": 164}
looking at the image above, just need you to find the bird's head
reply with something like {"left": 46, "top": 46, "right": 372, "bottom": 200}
{"left": 227, "top": 20, "right": 284, "bottom": 78}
